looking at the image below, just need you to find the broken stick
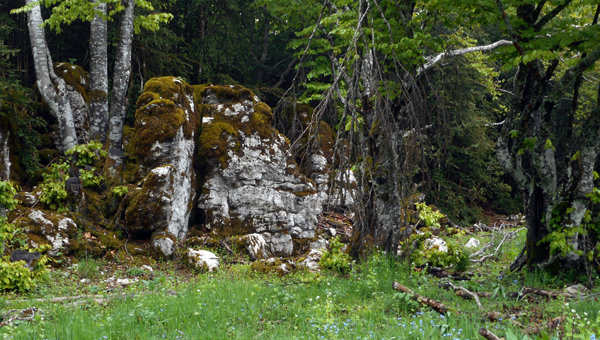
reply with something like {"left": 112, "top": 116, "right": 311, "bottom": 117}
{"left": 479, "top": 328, "right": 502, "bottom": 340}
{"left": 392, "top": 281, "right": 448, "bottom": 314}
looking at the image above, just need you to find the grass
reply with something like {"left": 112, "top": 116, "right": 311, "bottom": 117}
{"left": 1, "top": 227, "right": 600, "bottom": 339}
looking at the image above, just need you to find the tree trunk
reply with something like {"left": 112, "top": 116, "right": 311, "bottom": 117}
{"left": 89, "top": 0, "right": 109, "bottom": 142}
{"left": 25, "top": 0, "right": 78, "bottom": 152}
{"left": 106, "top": 0, "right": 135, "bottom": 173}
{"left": 0, "top": 130, "right": 9, "bottom": 181}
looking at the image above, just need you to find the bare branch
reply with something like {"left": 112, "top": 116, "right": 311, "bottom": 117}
{"left": 417, "top": 40, "right": 513, "bottom": 75}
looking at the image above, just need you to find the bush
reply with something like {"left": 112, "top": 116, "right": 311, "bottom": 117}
{"left": 399, "top": 231, "right": 469, "bottom": 271}
{"left": 0, "top": 184, "right": 49, "bottom": 292}
{"left": 320, "top": 236, "right": 352, "bottom": 274}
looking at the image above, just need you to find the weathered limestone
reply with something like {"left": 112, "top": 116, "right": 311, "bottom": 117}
{"left": 13, "top": 209, "right": 78, "bottom": 257}
{"left": 195, "top": 85, "right": 325, "bottom": 257}
{"left": 188, "top": 249, "right": 219, "bottom": 272}
{"left": 124, "top": 77, "right": 200, "bottom": 257}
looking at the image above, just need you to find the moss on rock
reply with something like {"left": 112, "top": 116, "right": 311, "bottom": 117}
{"left": 54, "top": 62, "right": 89, "bottom": 103}
{"left": 126, "top": 77, "right": 200, "bottom": 166}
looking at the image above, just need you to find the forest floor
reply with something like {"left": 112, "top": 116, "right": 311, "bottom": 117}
{"left": 1, "top": 216, "right": 599, "bottom": 340}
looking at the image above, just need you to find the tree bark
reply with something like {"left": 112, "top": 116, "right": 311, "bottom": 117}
{"left": 0, "top": 130, "right": 9, "bottom": 181}
{"left": 107, "top": 0, "right": 135, "bottom": 172}
{"left": 89, "top": 0, "right": 109, "bottom": 142}
{"left": 25, "top": 0, "right": 78, "bottom": 152}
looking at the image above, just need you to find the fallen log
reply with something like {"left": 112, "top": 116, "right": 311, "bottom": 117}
{"left": 427, "top": 266, "right": 472, "bottom": 281}
{"left": 392, "top": 281, "right": 448, "bottom": 314}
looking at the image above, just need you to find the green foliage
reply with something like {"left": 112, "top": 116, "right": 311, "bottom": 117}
{"left": 39, "top": 162, "right": 69, "bottom": 211}
{"left": 80, "top": 168, "right": 103, "bottom": 188}
{"left": 39, "top": 142, "right": 107, "bottom": 209}
{"left": 416, "top": 203, "right": 444, "bottom": 229}
{"left": 0, "top": 186, "right": 49, "bottom": 292}
{"left": 0, "top": 181, "right": 19, "bottom": 211}
{"left": 553, "top": 304, "right": 600, "bottom": 340}
{"left": 399, "top": 231, "right": 469, "bottom": 271}
{"left": 76, "top": 258, "right": 99, "bottom": 280}
{"left": 319, "top": 236, "right": 352, "bottom": 274}
{"left": 65, "top": 141, "right": 106, "bottom": 167}
{"left": 110, "top": 185, "right": 129, "bottom": 197}
{"left": 126, "top": 267, "right": 146, "bottom": 277}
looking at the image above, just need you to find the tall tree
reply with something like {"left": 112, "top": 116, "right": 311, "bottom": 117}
{"left": 23, "top": 0, "right": 78, "bottom": 152}
{"left": 106, "top": 0, "right": 135, "bottom": 172}
{"left": 484, "top": 0, "right": 600, "bottom": 270}
{"left": 89, "top": 0, "right": 109, "bottom": 142}
{"left": 13, "top": 0, "right": 172, "bottom": 169}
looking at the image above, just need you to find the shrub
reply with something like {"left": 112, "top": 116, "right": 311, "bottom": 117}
{"left": 399, "top": 231, "right": 469, "bottom": 271}
{"left": 320, "top": 236, "right": 352, "bottom": 274}
{"left": 0, "top": 185, "right": 49, "bottom": 292}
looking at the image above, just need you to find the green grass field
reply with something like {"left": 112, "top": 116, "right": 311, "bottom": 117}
{"left": 1, "top": 228, "right": 599, "bottom": 340}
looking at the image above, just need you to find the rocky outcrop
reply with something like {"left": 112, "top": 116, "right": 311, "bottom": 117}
{"left": 13, "top": 209, "right": 78, "bottom": 257}
{"left": 195, "top": 85, "right": 325, "bottom": 257}
{"left": 124, "top": 77, "right": 200, "bottom": 257}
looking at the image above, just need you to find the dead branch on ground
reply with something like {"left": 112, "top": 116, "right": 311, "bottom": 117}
{"left": 471, "top": 227, "right": 526, "bottom": 263}
{"left": 479, "top": 327, "right": 502, "bottom": 340}
{"left": 0, "top": 307, "right": 38, "bottom": 328}
{"left": 392, "top": 281, "right": 448, "bottom": 314}
{"left": 439, "top": 280, "right": 482, "bottom": 309}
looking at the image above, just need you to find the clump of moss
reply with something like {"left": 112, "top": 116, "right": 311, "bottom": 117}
{"left": 127, "top": 77, "right": 201, "bottom": 165}
{"left": 197, "top": 121, "right": 239, "bottom": 169}
{"left": 251, "top": 258, "right": 296, "bottom": 276}
{"left": 54, "top": 62, "right": 89, "bottom": 103}
{"left": 124, "top": 169, "right": 170, "bottom": 237}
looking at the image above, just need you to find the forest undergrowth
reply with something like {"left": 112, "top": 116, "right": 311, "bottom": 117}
{"left": 1, "top": 224, "right": 599, "bottom": 340}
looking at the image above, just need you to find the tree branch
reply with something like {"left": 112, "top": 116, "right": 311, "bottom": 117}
{"left": 534, "top": 0, "right": 573, "bottom": 31}
{"left": 417, "top": 40, "right": 513, "bottom": 75}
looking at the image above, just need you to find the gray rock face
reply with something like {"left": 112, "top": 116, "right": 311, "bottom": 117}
{"left": 196, "top": 85, "right": 325, "bottom": 257}
{"left": 124, "top": 77, "right": 199, "bottom": 257}
{"left": 14, "top": 209, "right": 78, "bottom": 257}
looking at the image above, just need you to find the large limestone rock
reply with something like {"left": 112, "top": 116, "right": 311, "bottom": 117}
{"left": 124, "top": 77, "right": 200, "bottom": 256}
{"left": 13, "top": 209, "right": 78, "bottom": 257}
{"left": 195, "top": 85, "right": 325, "bottom": 257}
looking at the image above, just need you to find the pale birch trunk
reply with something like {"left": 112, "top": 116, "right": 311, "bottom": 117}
{"left": 89, "top": 0, "right": 109, "bottom": 142}
{"left": 107, "top": 0, "right": 135, "bottom": 172}
{"left": 0, "top": 130, "right": 9, "bottom": 181}
{"left": 25, "top": 0, "right": 78, "bottom": 152}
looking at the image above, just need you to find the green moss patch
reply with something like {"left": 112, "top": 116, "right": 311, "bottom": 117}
{"left": 127, "top": 77, "right": 200, "bottom": 165}
{"left": 54, "top": 62, "right": 89, "bottom": 103}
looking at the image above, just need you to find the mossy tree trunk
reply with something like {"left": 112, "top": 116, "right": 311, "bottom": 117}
{"left": 25, "top": 0, "right": 78, "bottom": 152}
{"left": 89, "top": 0, "right": 109, "bottom": 142}
{"left": 107, "top": 0, "right": 135, "bottom": 173}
